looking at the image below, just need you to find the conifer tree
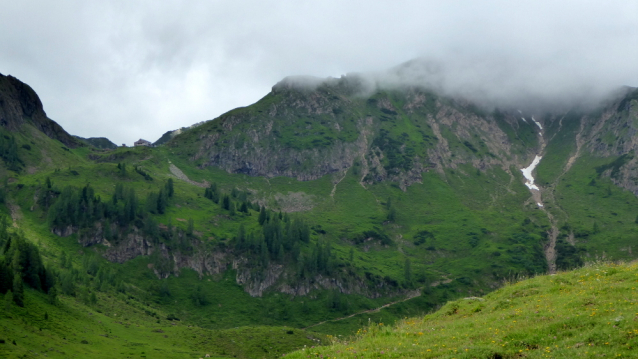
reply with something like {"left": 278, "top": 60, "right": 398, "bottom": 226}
{"left": 157, "top": 188, "right": 167, "bottom": 214}
{"left": 166, "top": 179, "right": 174, "bottom": 198}
{"left": 240, "top": 202, "right": 248, "bottom": 213}
{"left": 235, "top": 224, "right": 246, "bottom": 251}
{"left": 186, "top": 218, "right": 194, "bottom": 236}
{"left": 47, "top": 287, "right": 57, "bottom": 305}
{"left": 404, "top": 258, "right": 412, "bottom": 284}
{"left": 12, "top": 274, "right": 24, "bottom": 307}
{"left": 4, "top": 290, "right": 12, "bottom": 311}
{"left": 258, "top": 206, "right": 267, "bottom": 225}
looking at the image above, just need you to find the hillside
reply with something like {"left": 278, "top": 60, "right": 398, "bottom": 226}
{"left": 1, "top": 66, "right": 638, "bottom": 357}
{"left": 285, "top": 261, "right": 638, "bottom": 358}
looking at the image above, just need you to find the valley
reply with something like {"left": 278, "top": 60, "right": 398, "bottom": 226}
{"left": 1, "top": 70, "right": 638, "bottom": 357}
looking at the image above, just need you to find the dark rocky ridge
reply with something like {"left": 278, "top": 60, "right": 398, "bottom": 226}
{"left": 74, "top": 135, "right": 118, "bottom": 149}
{"left": 0, "top": 73, "right": 81, "bottom": 148}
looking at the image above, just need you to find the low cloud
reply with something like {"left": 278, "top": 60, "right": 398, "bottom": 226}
{"left": 0, "top": 1, "right": 636, "bottom": 143}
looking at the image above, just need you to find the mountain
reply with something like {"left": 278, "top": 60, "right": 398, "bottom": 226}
{"left": 1, "top": 65, "right": 638, "bottom": 357}
{"left": 166, "top": 71, "right": 638, "bottom": 274}
{"left": 0, "top": 73, "right": 81, "bottom": 148}
{"left": 73, "top": 135, "right": 118, "bottom": 149}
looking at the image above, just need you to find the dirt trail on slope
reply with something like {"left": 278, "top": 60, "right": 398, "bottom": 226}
{"left": 330, "top": 170, "right": 348, "bottom": 199}
{"left": 543, "top": 212, "right": 559, "bottom": 274}
{"left": 541, "top": 118, "right": 586, "bottom": 274}
{"left": 302, "top": 289, "right": 422, "bottom": 330}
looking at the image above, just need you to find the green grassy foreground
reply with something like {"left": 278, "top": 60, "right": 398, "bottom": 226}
{"left": 0, "top": 287, "right": 322, "bottom": 359}
{"left": 285, "top": 262, "right": 638, "bottom": 358}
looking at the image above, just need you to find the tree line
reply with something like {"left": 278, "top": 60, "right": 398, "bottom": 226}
{"left": 0, "top": 215, "right": 55, "bottom": 307}
{"left": 0, "top": 131, "right": 22, "bottom": 172}
{"left": 235, "top": 206, "right": 335, "bottom": 278}
{"left": 44, "top": 178, "right": 174, "bottom": 241}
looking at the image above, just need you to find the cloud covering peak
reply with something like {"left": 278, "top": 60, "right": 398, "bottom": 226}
{"left": 0, "top": 1, "right": 636, "bottom": 143}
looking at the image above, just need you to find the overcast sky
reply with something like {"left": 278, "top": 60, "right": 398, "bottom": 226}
{"left": 1, "top": 1, "right": 637, "bottom": 145}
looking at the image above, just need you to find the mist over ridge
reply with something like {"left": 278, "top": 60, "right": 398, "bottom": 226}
{"left": 276, "top": 57, "right": 633, "bottom": 114}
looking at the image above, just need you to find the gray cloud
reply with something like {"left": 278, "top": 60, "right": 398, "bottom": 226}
{"left": 1, "top": 0, "right": 637, "bottom": 144}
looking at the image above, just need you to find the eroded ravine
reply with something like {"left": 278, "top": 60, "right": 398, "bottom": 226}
{"left": 518, "top": 115, "right": 558, "bottom": 273}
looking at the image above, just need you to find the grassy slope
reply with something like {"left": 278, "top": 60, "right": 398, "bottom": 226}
{"left": 5, "top": 119, "right": 638, "bottom": 336}
{"left": 0, "top": 289, "right": 320, "bottom": 359}
{"left": 285, "top": 261, "right": 638, "bottom": 358}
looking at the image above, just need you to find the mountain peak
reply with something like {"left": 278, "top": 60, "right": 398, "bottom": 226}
{"left": 0, "top": 73, "right": 81, "bottom": 148}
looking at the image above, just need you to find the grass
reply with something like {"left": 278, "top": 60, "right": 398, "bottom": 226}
{"left": 284, "top": 261, "right": 638, "bottom": 358}
{"left": 0, "top": 288, "right": 321, "bottom": 359}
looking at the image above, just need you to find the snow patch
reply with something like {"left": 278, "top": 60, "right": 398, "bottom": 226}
{"left": 521, "top": 117, "right": 528, "bottom": 123}
{"left": 537, "top": 203, "right": 544, "bottom": 207}
{"left": 521, "top": 155, "right": 542, "bottom": 191}
{"left": 532, "top": 116, "right": 543, "bottom": 130}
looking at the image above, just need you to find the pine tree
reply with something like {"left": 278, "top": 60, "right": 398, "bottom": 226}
{"left": 387, "top": 206, "right": 397, "bottom": 222}
{"left": 228, "top": 202, "right": 236, "bottom": 215}
{"left": 166, "top": 179, "right": 174, "bottom": 198}
{"left": 258, "top": 206, "right": 267, "bottom": 225}
{"left": 235, "top": 224, "right": 246, "bottom": 251}
{"left": 157, "top": 188, "right": 167, "bottom": 214}
{"left": 13, "top": 274, "right": 24, "bottom": 307}
{"left": 48, "top": 287, "right": 58, "bottom": 305}
{"left": 186, "top": 218, "right": 194, "bottom": 236}
{"left": 404, "top": 258, "right": 412, "bottom": 285}
{"left": 4, "top": 290, "right": 12, "bottom": 311}
{"left": 240, "top": 202, "right": 248, "bottom": 213}
{"left": 60, "top": 251, "right": 68, "bottom": 269}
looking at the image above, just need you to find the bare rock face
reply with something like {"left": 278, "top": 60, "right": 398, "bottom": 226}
{"left": 173, "top": 77, "right": 549, "bottom": 190}
{"left": 0, "top": 73, "right": 81, "bottom": 148}
{"left": 566, "top": 88, "right": 638, "bottom": 194}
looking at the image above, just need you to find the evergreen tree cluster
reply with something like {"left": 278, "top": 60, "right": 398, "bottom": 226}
{"left": 205, "top": 183, "right": 254, "bottom": 215}
{"left": 0, "top": 215, "right": 54, "bottom": 307}
{"left": 46, "top": 180, "right": 174, "bottom": 243}
{"left": 234, "top": 206, "right": 334, "bottom": 278}
{"left": 0, "top": 131, "right": 23, "bottom": 171}
{"left": 134, "top": 166, "right": 153, "bottom": 181}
